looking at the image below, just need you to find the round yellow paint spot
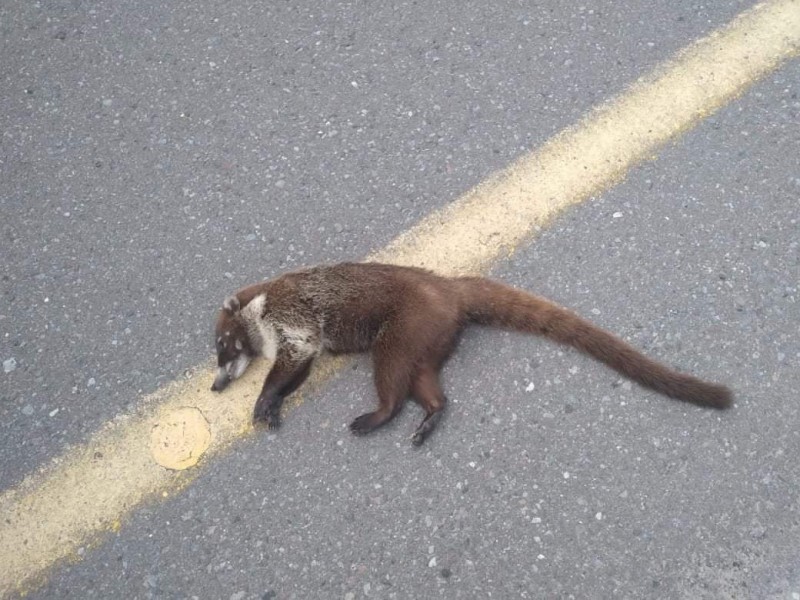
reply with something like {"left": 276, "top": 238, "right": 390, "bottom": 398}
{"left": 150, "top": 407, "right": 212, "bottom": 470}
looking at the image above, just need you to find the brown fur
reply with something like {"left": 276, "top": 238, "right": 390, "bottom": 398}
{"left": 213, "top": 262, "right": 732, "bottom": 445}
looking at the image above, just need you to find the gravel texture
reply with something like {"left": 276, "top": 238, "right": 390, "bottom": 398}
{"left": 5, "top": 0, "right": 799, "bottom": 598}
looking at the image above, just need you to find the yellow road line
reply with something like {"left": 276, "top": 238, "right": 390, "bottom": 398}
{"left": 372, "top": 0, "right": 800, "bottom": 274}
{"left": 2, "top": 0, "right": 800, "bottom": 595}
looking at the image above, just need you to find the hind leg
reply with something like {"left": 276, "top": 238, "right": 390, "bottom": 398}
{"left": 349, "top": 329, "right": 413, "bottom": 436}
{"left": 410, "top": 367, "right": 448, "bottom": 446}
{"left": 409, "top": 324, "right": 460, "bottom": 446}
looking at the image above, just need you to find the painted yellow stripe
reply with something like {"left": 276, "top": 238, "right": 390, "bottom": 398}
{"left": 2, "top": 0, "right": 800, "bottom": 595}
{"left": 372, "top": 0, "right": 800, "bottom": 275}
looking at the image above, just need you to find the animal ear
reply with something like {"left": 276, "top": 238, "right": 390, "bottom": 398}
{"left": 222, "top": 295, "right": 241, "bottom": 315}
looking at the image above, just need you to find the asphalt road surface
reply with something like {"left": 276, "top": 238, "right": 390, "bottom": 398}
{"left": 2, "top": 0, "right": 799, "bottom": 598}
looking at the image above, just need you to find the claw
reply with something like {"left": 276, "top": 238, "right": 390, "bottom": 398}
{"left": 266, "top": 412, "right": 281, "bottom": 430}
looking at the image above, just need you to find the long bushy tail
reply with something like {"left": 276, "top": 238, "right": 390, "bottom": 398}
{"left": 457, "top": 277, "right": 732, "bottom": 409}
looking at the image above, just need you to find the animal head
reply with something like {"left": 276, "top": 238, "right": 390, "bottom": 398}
{"left": 211, "top": 295, "right": 255, "bottom": 391}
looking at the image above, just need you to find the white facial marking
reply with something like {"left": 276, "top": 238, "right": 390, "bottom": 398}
{"left": 226, "top": 354, "right": 252, "bottom": 380}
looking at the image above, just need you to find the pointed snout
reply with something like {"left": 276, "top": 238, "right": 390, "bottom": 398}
{"left": 211, "top": 367, "right": 230, "bottom": 392}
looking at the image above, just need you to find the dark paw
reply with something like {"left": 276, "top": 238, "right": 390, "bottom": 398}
{"left": 253, "top": 409, "right": 281, "bottom": 429}
{"left": 349, "top": 413, "right": 376, "bottom": 436}
{"left": 410, "top": 412, "right": 441, "bottom": 447}
{"left": 265, "top": 411, "right": 281, "bottom": 430}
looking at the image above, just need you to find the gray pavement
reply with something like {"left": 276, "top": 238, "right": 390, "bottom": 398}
{"left": 3, "top": 0, "right": 799, "bottom": 598}
{"left": 0, "top": 0, "right": 753, "bottom": 489}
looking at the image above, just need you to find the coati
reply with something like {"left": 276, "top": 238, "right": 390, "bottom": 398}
{"left": 212, "top": 262, "right": 731, "bottom": 446}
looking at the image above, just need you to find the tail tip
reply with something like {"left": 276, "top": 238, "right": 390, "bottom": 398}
{"left": 706, "top": 384, "right": 733, "bottom": 409}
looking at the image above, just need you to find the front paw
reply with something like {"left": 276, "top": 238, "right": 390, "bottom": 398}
{"left": 253, "top": 408, "right": 281, "bottom": 428}
{"left": 253, "top": 412, "right": 281, "bottom": 431}
{"left": 252, "top": 398, "right": 281, "bottom": 430}
{"left": 264, "top": 411, "right": 281, "bottom": 430}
